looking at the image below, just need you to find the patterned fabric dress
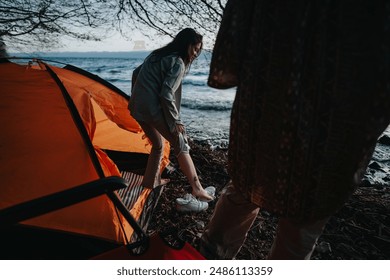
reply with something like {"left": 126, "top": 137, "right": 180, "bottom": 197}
{"left": 208, "top": 0, "right": 390, "bottom": 222}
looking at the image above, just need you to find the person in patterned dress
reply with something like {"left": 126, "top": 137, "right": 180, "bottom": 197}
{"left": 200, "top": 0, "right": 390, "bottom": 259}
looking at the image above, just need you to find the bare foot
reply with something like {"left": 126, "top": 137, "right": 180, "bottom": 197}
{"left": 192, "top": 188, "right": 214, "bottom": 202}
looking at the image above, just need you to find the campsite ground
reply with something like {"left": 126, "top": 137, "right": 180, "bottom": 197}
{"left": 148, "top": 140, "right": 390, "bottom": 260}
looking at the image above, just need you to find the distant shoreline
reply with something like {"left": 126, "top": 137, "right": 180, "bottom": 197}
{"left": 9, "top": 49, "right": 213, "bottom": 59}
{"left": 9, "top": 51, "right": 151, "bottom": 59}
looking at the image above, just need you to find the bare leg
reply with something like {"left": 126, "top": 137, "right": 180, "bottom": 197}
{"left": 138, "top": 121, "right": 164, "bottom": 189}
{"left": 177, "top": 152, "right": 213, "bottom": 201}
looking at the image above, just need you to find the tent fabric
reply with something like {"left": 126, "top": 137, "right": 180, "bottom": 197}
{"left": 1, "top": 62, "right": 101, "bottom": 204}
{"left": 0, "top": 59, "right": 169, "bottom": 248}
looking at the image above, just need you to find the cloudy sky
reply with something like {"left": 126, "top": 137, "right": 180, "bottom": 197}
{"left": 6, "top": 26, "right": 172, "bottom": 53}
{"left": 45, "top": 29, "right": 171, "bottom": 52}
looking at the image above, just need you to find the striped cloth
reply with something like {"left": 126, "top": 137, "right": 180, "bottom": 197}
{"left": 117, "top": 171, "right": 144, "bottom": 210}
{"left": 117, "top": 171, "right": 164, "bottom": 241}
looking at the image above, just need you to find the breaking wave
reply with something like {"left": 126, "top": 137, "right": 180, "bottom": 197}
{"left": 181, "top": 100, "right": 232, "bottom": 111}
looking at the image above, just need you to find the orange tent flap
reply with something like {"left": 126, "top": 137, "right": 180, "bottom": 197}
{"left": 51, "top": 65, "right": 142, "bottom": 133}
{"left": 92, "top": 98, "right": 151, "bottom": 154}
{"left": 91, "top": 98, "right": 171, "bottom": 171}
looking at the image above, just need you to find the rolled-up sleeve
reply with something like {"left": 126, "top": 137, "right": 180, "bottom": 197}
{"left": 159, "top": 57, "right": 185, "bottom": 132}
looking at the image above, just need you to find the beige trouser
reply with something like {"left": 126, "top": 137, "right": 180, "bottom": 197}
{"left": 200, "top": 181, "right": 329, "bottom": 259}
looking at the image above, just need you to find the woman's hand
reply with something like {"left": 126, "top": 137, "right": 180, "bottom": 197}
{"left": 174, "top": 123, "right": 185, "bottom": 135}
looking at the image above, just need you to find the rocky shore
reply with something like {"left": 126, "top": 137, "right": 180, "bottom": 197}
{"left": 148, "top": 133, "right": 390, "bottom": 260}
{"left": 362, "top": 132, "right": 390, "bottom": 187}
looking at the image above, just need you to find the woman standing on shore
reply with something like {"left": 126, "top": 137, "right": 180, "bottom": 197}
{"left": 129, "top": 28, "right": 214, "bottom": 206}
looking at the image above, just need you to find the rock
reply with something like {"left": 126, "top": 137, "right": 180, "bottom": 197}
{"left": 316, "top": 241, "right": 332, "bottom": 254}
{"left": 360, "top": 178, "right": 372, "bottom": 186}
{"left": 195, "top": 221, "right": 205, "bottom": 228}
{"left": 378, "top": 135, "right": 390, "bottom": 145}
{"left": 368, "top": 161, "right": 382, "bottom": 170}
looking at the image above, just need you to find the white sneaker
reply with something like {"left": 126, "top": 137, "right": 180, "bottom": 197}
{"left": 176, "top": 194, "right": 209, "bottom": 212}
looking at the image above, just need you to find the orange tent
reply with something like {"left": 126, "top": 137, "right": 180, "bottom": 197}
{"left": 0, "top": 58, "right": 170, "bottom": 259}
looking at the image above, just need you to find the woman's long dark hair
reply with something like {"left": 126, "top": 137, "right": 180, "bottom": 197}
{"left": 151, "top": 28, "right": 203, "bottom": 66}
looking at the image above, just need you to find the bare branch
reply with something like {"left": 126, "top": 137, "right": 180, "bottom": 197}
{"left": 115, "top": 0, "right": 227, "bottom": 49}
{"left": 1, "top": 0, "right": 227, "bottom": 51}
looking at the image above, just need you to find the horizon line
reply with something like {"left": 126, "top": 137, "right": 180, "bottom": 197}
{"left": 10, "top": 49, "right": 213, "bottom": 54}
{"left": 10, "top": 50, "right": 151, "bottom": 53}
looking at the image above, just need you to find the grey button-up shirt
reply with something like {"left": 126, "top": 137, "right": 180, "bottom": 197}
{"left": 129, "top": 53, "right": 185, "bottom": 133}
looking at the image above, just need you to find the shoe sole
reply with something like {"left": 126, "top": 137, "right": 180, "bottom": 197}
{"left": 176, "top": 204, "right": 209, "bottom": 212}
{"left": 176, "top": 197, "right": 209, "bottom": 212}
